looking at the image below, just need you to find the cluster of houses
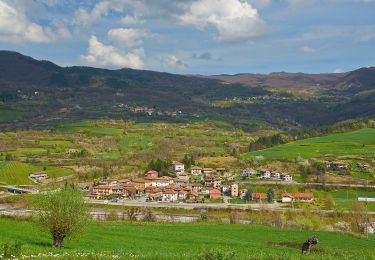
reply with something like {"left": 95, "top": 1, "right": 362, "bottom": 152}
{"left": 90, "top": 161, "right": 240, "bottom": 202}
{"left": 326, "top": 161, "right": 350, "bottom": 170}
{"left": 242, "top": 169, "right": 293, "bottom": 182}
{"left": 114, "top": 103, "right": 181, "bottom": 117}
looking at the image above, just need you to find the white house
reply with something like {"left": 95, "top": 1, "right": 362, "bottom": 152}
{"left": 281, "top": 174, "right": 293, "bottom": 182}
{"left": 271, "top": 172, "right": 281, "bottom": 179}
{"left": 172, "top": 161, "right": 185, "bottom": 173}
{"left": 160, "top": 190, "right": 178, "bottom": 201}
{"left": 29, "top": 171, "right": 48, "bottom": 181}
{"left": 259, "top": 170, "right": 271, "bottom": 179}
{"left": 281, "top": 193, "right": 294, "bottom": 203}
{"left": 150, "top": 178, "right": 170, "bottom": 188}
{"left": 191, "top": 166, "right": 202, "bottom": 175}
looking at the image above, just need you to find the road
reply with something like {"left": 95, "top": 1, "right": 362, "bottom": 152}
{"left": 238, "top": 180, "right": 375, "bottom": 188}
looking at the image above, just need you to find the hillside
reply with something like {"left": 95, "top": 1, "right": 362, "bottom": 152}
{"left": 244, "top": 128, "right": 375, "bottom": 160}
{"left": 0, "top": 51, "right": 375, "bottom": 131}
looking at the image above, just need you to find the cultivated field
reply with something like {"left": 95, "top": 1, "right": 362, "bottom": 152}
{"left": 0, "top": 218, "right": 374, "bottom": 259}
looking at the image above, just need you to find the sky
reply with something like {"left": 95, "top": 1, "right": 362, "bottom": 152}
{"left": 0, "top": 0, "right": 374, "bottom": 75}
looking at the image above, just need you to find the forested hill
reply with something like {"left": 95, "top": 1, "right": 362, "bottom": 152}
{"left": 0, "top": 51, "right": 374, "bottom": 131}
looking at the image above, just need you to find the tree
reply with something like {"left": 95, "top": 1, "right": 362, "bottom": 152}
{"left": 267, "top": 188, "right": 274, "bottom": 203}
{"left": 245, "top": 188, "right": 253, "bottom": 202}
{"left": 34, "top": 186, "right": 90, "bottom": 248}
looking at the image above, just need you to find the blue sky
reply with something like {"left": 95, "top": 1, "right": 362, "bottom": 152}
{"left": 0, "top": 0, "right": 374, "bottom": 74}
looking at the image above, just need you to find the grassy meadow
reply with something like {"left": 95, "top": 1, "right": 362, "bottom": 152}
{"left": 0, "top": 161, "right": 73, "bottom": 185}
{"left": 245, "top": 128, "right": 375, "bottom": 160}
{"left": 0, "top": 218, "right": 374, "bottom": 259}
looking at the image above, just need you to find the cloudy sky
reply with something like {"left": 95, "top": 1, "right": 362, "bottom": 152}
{"left": 0, "top": 0, "right": 374, "bottom": 74}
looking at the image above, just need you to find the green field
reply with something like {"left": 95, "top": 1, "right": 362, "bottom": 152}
{"left": 0, "top": 161, "right": 73, "bottom": 185}
{"left": 0, "top": 109, "right": 28, "bottom": 122}
{"left": 245, "top": 128, "right": 375, "bottom": 160}
{"left": 0, "top": 219, "right": 374, "bottom": 259}
{"left": 315, "top": 190, "right": 375, "bottom": 211}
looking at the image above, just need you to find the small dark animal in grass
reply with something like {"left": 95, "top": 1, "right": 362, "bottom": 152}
{"left": 301, "top": 236, "right": 319, "bottom": 254}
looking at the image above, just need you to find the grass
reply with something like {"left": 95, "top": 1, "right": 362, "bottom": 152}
{"left": 0, "top": 218, "right": 374, "bottom": 259}
{"left": 244, "top": 128, "right": 375, "bottom": 160}
{"left": 315, "top": 190, "right": 375, "bottom": 211}
{"left": 0, "top": 161, "right": 74, "bottom": 185}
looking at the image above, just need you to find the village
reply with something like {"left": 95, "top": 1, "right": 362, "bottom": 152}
{"left": 71, "top": 161, "right": 314, "bottom": 205}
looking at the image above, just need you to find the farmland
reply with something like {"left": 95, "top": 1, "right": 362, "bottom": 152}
{"left": 0, "top": 218, "right": 374, "bottom": 259}
{"left": 245, "top": 128, "right": 375, "bottom": 160}
{"left": 0, "top": 161, "right": 73, "bottom": 185}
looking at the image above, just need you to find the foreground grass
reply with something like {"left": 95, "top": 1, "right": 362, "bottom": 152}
{"left": 0, "top": 218, "right": 374, "bottom": 259}
{"left": 245, "top": 128, "right": 375, "bottom": 160}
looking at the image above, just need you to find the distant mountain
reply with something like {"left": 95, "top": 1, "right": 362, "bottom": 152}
{"left": 207, "top": 71, "right": 348, "bottom": 88}
{"left": 0, "top": 51, "right": 374, "bottom": 131}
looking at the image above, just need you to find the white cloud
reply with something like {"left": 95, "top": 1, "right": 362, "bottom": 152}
{"left": 80, "top": 35, "right": 145, "bottom": 69}
{"left": 108, "top": 28, "right": 150, "bottom": 48}
{"left": 300, "top": 46, "right": 315, "bottom": 53}
{"left": 180, "top": 0, "right": 266, "bottom": 42}
{"left": 0, "top": 0, "right": 57, "bottom": 43}
{"left": 164, "top": 55, "right": 188, "bottom": 69}
{"left": 73, "top": 0, "right": 127, "bottom": 27}
{"left": 121, "top": 15, "right": 145, "bottom": 25}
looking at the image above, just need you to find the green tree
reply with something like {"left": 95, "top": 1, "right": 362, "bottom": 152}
{"left": 267, "top": 188, "right": 274, "bottom": 203}
{"left": 34, "top": 186, "right": 90, "bottom": 248}
{"left": 245, "top": 188, "right": 253, "bottom": 201}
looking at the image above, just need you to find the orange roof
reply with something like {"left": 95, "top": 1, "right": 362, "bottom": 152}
{"left": 252, "top": 192, "right": 267, "bottom": 199}
{"left": 210, "top": 188, "right": 221, "bottom": 194}
{"left": 133, "top": 178, "right": 149, "bottom": 183}
{"left": 292, "top": 193, "right": 313, "bottom": 199}
{"left": 281, "top": 193, "right": 294, "bottom": 198}
{"left": 216, "top": 168, "right": 226, "bottom": 171}
{"left": 173, "top": 161, "right": 183, "bottom": 165}
{"left": 162, "top": 189, "right": 177, "bottom": 195}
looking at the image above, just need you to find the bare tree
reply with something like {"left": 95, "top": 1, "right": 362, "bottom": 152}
{"left": 34, "top": 186, "right": 90, "bottom": 248}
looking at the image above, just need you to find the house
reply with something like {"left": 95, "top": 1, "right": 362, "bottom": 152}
{"left": 178, "top": 190, "right": 188, "bottom": 200}
{"left": 281, "top": 193, "right": 294, "bottom": 203}
{"left": 160, "top": 189, "right": 178, "bottom": 201}
{"left": 230, "top": 183, "right": 239, "bottom": 197}
{"left": 242, "top": 169, "right": 256, "bottom": 177}
{"left": 292, "top": 193, "right": 314, "bottom": 202}
{"left": 221, "top": 184, "right": 231, "bottom": 194}
{"left": 259, "top": 170, "right": 271, "bottom": 179}
{"left": 174, "top": 178, "right": 188, "bottom": 186}
{"left": 92, "top": 185, "right": 114, "bottom": 197}
{"left": 327, "top": 161, "right": 349, "bottom": 170}
{"left": 133, "top": 178, "right": 151, "bottom": 189}
{"left": 145, "top": 170, "right": 159, "bottom": 179}
{"left": 204, "top": 176, "right": 221, "bottom": 188}
{"left": 191, "top": 166, "right": 203, "bottom": 175}
{"left": 150, "top": 178, "right": 170, "bottom": 188}
{"left": 357, "top": 163, "right": 371, "bottom": 171}
{"left": 271, "top": 172, "right": 281, "bottom": 179}
{"left": 203, "top": 168, "right": 214, "bottom": 174}
{"left": 123, "top": 187, "right": 136, "bottom": 197}
{"left": 281, "top": 174, "right": 293, "bottom": 182}
{"left": 239, "top": 189, "right": 248, "bottom": 199}
{"left": 29, "top": 171, "right": 48, "bottom": 181}
{"left": 209, "top": 188, "right": 222, "bottom": 199}
{"left": 66, "top": 148, "right": 77, "bottom": 155}
{"left": 252, "top": 192, "right": 267, "bottom": 201}
{"left": 177, "top": 173, "right": 190, "bottom": 181}
{"left": 172, "top": 161, "right": 185, "bottom": 173}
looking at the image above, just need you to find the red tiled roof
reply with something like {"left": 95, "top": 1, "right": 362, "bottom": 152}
{"left": 292, "top": 193, "right": 313, "bottom": 199}
{"left": 252, "top": 192, "right": 267, "bottom": 199}
{"left": 162, "top": 189, "right": 177, "bottom": 195}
